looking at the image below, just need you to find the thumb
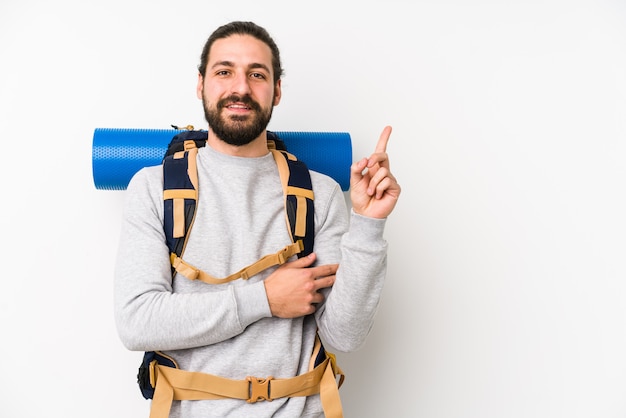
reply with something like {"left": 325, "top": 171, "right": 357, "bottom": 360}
{"left": 282, "top": 251, "right": 317, "bottom": 269}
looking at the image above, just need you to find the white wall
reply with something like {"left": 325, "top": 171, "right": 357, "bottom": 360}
{"left": 1, "top": 0, "right": 625, "bottom": 417}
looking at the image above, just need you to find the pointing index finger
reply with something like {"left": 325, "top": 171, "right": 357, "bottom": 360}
{"left": 375, "top": 125, "right": 393, "bottom": 153}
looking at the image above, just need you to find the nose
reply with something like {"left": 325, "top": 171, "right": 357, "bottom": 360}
{"left": 230, "top": 72, "right": 251, "bottom": 96}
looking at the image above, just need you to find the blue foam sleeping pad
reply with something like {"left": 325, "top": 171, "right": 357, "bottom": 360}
{"left": 92, "top": 128, "right": 352, "bottom": 191}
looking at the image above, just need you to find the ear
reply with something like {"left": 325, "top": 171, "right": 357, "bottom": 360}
{"left": 273, "top": 79, "right": 282, "bottom": 106}
{"left": 196, "top": 73, "right": 204, "bottom": 99}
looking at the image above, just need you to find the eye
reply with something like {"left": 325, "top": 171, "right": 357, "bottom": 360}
{"left": 250, "top": 72, "right": 266, "bottom": 80}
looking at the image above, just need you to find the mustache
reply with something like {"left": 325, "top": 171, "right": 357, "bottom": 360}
{"left": 217, "top": 94, "right": 261, "bottom": 111}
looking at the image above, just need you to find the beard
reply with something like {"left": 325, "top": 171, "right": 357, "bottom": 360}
{"left": 202, "top": 94, "right": 273, "bottom": 146}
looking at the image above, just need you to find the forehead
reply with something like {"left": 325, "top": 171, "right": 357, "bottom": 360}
{"left": 208, "top": 34, "right": 273, "bottom": 71}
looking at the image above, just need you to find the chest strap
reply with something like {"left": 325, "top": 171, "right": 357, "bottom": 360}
{"left": 169, "top": 240, "right": 303, "bottom": 284}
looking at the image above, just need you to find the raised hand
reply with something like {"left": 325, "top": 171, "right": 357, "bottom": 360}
{"left": 350, "top": 126, "right": 401, "bottom": 219}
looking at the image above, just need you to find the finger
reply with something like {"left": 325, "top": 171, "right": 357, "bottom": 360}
{"left": 368, "top": 126, "right": 392, "bottom": 169}
{"left": 367, "top": 166, "right": 390, "bottom": 196}
{"left": 313, "top": 274, "right": 336, "bottom": 291}
{"left": 372, "top": 176, "right": 392, "bottom": 199}
{"left": 350, "top": 158, "right": 368, "bottom": 188}
{"left": 281, "top": 252, "right": 316, "bottom": 269}
{"left": 311, "top": 290, "right": 327, "bottom": 305}
{"left": 372, "top": 173, "right": 400, "bottom": 200}
{"left": 374, "top": 126, "right": 392, "bottom": 154}
{"left": 367, "top": 151, "right": 389, "bottom": 170}
{"left": 311, "top": 293, "right": 325, "bottom": 305}
{"left": 311, "top": 263, "right": 339, "bottom": 278}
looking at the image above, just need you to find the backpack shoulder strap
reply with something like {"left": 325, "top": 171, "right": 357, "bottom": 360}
{"left": 270, "top": 147, "right": 315, "bottom": 257}
{"left": 162, "top": 130, "right": 207, "bottom": 260}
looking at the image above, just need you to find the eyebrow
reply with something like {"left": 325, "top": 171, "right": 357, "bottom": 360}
{"left": 211, "top": 61, "right": 271, "bottom": 74}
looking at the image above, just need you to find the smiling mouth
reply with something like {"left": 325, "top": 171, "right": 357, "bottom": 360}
{"left": 226, "top": 103, "right": 251, "bottom": 110}
{"left": 218, "top": 94, "right": 260, "bottom": 113}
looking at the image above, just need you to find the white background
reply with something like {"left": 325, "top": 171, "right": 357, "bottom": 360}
{"left": 1, "top": 1, "right": 625, "bottom": 417}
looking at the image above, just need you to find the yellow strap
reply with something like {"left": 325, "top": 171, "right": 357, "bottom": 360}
{"left": 270, "top": 149, "right": 314, "bottom": 243}
{"left": 148, "top": 356, "right": 343, "bottom": 418}
{"left": 286, "top": 185, "right": 314, "bottom": 200}
{"left": 186, "top": 146, "right": 199, "bottom": 190}
{"left": 163, "top": 189, "right": 197, "bottom": 200}
{"left": 150, "top": 370, "right": 175, "bottom": 418}
{"left": 172, "top": 198, "right": 185, "bottom": 239}
{"left": 320, "top": 359, "right": 344, "bottom": 418}
{"left": 295, "top": 194, "right": 307, "bottom": 237}
{"left": 165, "top": 189, "right": 197, "bottom": 240}
{"left": 170, "top": 240, "right": 304, "bottom": 284}
{"left": 271, "top": 148, "right": 291, "bottom": 198}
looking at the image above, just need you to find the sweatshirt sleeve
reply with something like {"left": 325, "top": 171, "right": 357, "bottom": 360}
{"left": 313, "top": 181, "right": 388, "bottom": 353}
{"left": 113, "top": 167, "right": 271, "bottom": 352}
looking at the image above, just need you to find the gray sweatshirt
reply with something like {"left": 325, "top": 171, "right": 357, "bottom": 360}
{"left": 114, "top": 143, "right": 388, "bottom": 417}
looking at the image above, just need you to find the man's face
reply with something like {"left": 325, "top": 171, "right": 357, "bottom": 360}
{"left": 197, "top": 34, "right": 281, "bottom": 146}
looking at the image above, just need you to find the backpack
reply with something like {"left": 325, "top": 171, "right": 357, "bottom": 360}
{"left": 161, "top": 129, "right": 314, "bottom": 285}
{"left": 136, "top": 130, "right": 344, "bottom": 416}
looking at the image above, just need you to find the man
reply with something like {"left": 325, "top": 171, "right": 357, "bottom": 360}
{"left": 114, "top": 21, "right": 400, "bottom": 418}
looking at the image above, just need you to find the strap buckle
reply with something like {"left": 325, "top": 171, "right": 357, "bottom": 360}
{"left": 246, "top": 376, "right": 274, "bottom": 403}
